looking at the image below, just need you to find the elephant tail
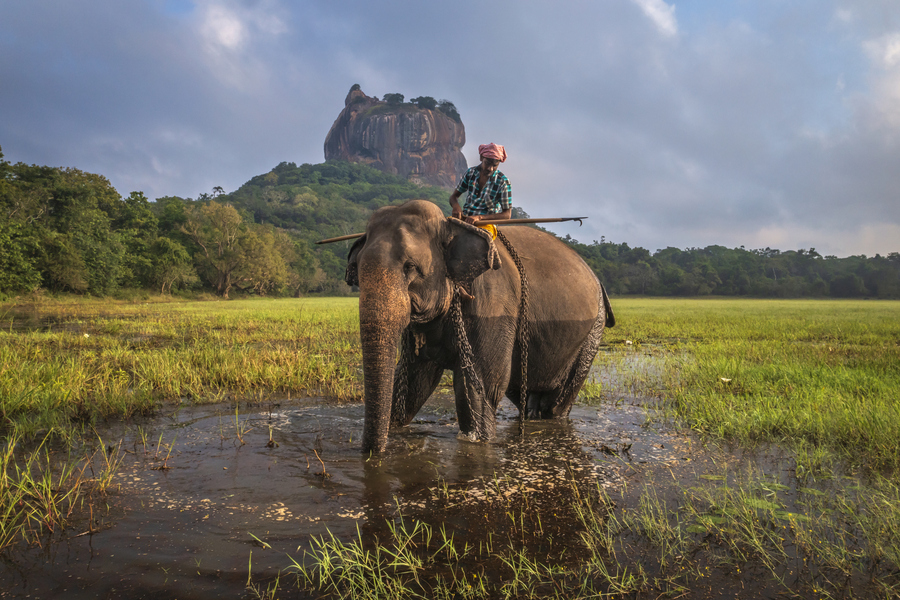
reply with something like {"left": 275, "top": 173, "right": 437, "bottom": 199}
{"left": 601, "top": 283, "right": 615, "bottom": 328}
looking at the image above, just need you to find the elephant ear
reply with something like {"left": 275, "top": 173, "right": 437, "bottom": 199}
{"left": 444, "top": 220, "right": 502, "bottom": 284}
{"left": 345, "top": 234, "right": 367, "bottom": 287}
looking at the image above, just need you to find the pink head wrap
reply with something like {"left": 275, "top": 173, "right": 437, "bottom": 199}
{"left": 478, "top": 143, "right": 507, "bottom": 163}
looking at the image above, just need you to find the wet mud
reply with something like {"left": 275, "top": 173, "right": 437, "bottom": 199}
{"left": 0, "top": 388, "right": 693, "bottom": 597}
{"left": 1, "top": 384, "right": 860, "bottom": 599}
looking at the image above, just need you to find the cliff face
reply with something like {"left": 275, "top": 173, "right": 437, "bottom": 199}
{"left": 324, "top": 87, "right": 467, "bottom": 189}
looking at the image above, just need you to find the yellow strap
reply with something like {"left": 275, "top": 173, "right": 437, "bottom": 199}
{"left": 477, "top": 223, "right": 498, "bottom": 240}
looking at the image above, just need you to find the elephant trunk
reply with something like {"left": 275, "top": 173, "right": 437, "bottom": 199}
{"left": 358, "top": 264, "right": 410, "bottom": 454}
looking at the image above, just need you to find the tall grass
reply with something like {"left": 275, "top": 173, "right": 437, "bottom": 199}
{"left": 284, "top": 468, "right": 900, "bottom": 599}
{"left": 4, "top": 296, "right": 898, "bottom": 468}
{"left": 597, "top": 298, "right": 900, "bottom": 469}
{"left": 0, "top": 428, "right": 123, "bottom": 550}
{"left": 0, "top": 297, "right": 361, "bottom": 435}
{"left": 4, "top": 295, "right": 898, "bottom": 465}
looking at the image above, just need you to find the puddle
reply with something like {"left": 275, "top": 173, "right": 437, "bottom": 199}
{"left": 1, "top": 389, "right": 704, "bottom": 598}
{"left": 3, "top": 386, "right": 879, "bottom": 599}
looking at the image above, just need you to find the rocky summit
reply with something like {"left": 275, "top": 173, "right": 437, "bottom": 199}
{"left": 324, "top": 86, "right": 468, "bottom": 189}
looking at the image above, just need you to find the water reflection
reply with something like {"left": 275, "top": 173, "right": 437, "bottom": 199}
{"left": 2, "top": 394, "right": 686, "bottom": 598}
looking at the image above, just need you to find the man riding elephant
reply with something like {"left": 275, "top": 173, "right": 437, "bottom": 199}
{"left": 448, "top": 142, "right": 512, "bottom": 300}
{"left": 346, "top": 195, "right": 614, "bottom": 454}
{"left": 449, "top": 142, "right": 512, "bottom": 227}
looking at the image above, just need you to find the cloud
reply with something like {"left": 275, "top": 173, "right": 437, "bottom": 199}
{"left": 865, "top": 33, "right": 900, "bottom": 67}
{"left": 630, "top": 0, "right": 678, "bottom": 37}
{"left": 857, "top": 32, "right": 900, "bottom": 129}
{"left": 201, "top": 5, "right": 246, "bottom": 50}
{"left": 193, "top": 0, "right": 290, "bottom": 91}
{"left": 751, "top": 222, "right": 900, "bottom": 258}
{"left": 1, "top": 0, "right": 899, "bottom": 256}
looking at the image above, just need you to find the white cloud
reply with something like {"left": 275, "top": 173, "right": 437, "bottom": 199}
{"left": 201, "top": 4, "right": 246, "bottom": 50}
{"left": 858, "top": 32, "right": 900, "bottom": 130}
{"left": 630, "top": 0, "right": 677, "bottom": 38}
{"left": 863, "top": 32, "right": 900, "bottom": 68}
{"left": 844, "top": 223, "right": 900, "bottom": 257}
{"left": 193, "top": 0, "right": 289, "bottom": 91}
{"left": 833, "top": 8, "right": 854, "bottom": 25}
{"left": 197, "top": 0, "right": 288, "bottom": 51}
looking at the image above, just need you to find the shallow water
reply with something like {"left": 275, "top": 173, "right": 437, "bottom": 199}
{"left": 2, "top": 387, "right": 707, "bottom": 598}
{"left": 6, "top": 376, "right": 875, "bottom": 600}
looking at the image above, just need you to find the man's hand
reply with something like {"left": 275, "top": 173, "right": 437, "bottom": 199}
{"left": 449, "top": 190, "right": 463, "bottom": 220}
{"left": 463, "top": 214, "right": 481, "bottom": 225}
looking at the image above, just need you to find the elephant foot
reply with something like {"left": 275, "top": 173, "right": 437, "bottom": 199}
{"left": 525, "top": 392, "right": 542, "bottom": 419}
{"left": 456, "top": 430, "right": 478, "bottom": 442}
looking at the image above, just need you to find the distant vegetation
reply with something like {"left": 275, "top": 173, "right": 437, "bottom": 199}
{"left": 0, "top": 147, "right": 446, "bottom": 298}
{"left": 378, "top": 91, "right": 461, "bottom": 122}
{"left": 567, "top": 236, "right": 900, "bottom": 298}
{"left": 1, "top": 144, "right": 898, "bottom": 299}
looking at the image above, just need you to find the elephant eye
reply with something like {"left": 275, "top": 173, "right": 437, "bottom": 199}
{"left": 403, "top": 260, "right": 422, "bottom": 279}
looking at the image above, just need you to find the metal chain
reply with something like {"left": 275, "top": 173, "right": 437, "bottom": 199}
{"left": 396, "top": 230, "right": 529, "bottom": 439}
{"left": 449, "top": 291, "right": 487, "bottom": 436}
{"left": 495, "top": 230, "right": 530, "bottom": 432}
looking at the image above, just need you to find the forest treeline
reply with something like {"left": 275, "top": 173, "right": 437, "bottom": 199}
{"left": 567, "top": 237, "right": 899, "bottom": 298}
{"left": 1, "top": 145, "right": 898, "bottom": 299}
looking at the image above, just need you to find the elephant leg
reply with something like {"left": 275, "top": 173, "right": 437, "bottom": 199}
{"left": 505, "top": 387, "right": 522, "bottom": 413}
{"left": 452, "top": 367, "right": 496, "bottom": 441}
{"left": 390, "top": 333, "right": 445, "bottom": 428}
{"left": 525, "top": 391, "right": 546, "bottom": 419}
{"left": 544, "top": 308, "right": 607, "bottom": 419}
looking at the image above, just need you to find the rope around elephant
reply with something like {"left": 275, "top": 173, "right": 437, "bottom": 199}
{"left": 393, "top": 231, "right": 531, "bottom": 439}
{"left": 446, "top": 230, "right": 530, "bottom": 437}
{"left": 495, "top": 230, "right": 530, "bottom": 433}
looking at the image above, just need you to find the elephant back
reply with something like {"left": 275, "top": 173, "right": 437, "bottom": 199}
{"left": 494, "top": 226, "right": 601, "bottom": 323}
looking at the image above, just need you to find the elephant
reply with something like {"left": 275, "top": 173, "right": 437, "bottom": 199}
{"left": 346, "top": 199, "right": 614, "bottom": 454}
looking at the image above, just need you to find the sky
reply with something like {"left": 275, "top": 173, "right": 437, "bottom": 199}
{"left": 2, "top": 0, "right": 899, "bottom": 257}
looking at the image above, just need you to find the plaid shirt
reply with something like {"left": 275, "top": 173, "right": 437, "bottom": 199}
{"left": 455, "top": 166, "right": 512, "bottom": 216}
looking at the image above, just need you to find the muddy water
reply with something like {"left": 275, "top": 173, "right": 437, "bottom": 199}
{"left": 1, "top": 385, "right": 716, "bottom": 598}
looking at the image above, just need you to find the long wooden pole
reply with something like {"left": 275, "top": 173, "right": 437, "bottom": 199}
{"left": 314, "top": 216, "right": 588, "bottom": 245}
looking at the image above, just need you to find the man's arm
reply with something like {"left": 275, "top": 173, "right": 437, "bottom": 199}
{"left": 468, "top": 208, "right": 511, "bottom": 223}
{"left": 449, "top": 189, "right": 463, "bottom": 219}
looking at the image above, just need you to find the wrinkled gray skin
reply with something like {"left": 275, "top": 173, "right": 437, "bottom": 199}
{"left": 346, "top": 200, "right": 614, "bottom": 454}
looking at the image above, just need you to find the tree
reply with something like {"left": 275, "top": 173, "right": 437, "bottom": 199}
{"left": 154, "top": 196, "right": 191, "bottom": 234}
{"left": 13, "top": 166, "right": 128, "bottom": 294}
{"left": 625, "top": 260, "right": 656, "bottom": 294}
{"left": 238, "top": 226, "right": 292, "bottom": 295}
{"left": 40, "top": 231, "right": 89, "bottom": 292}
{"left": 0, "top": 148, "right": 42, "bottom": 293}
{"left": 115, "top": 191, "right": 159, "bottom": 288}
{"left": 383, "top": 93, "right": 405, "bottom": 104}
{"left": 0, "top": 145, "right": 9, "bottom": 180}
{"left": 181, "top": 201, "right": 248, "bottom": 297}
{"left": 410, "top": 96, "right": 437, "bottom": 110}
{"left": 289, "top": 238, "right": 323, "bottom": 296}
{"left": 437, "top": 100, "right": 461, "bottom": 122}
{"left": 148, "top": 237, "right": 197, "bottom": 294}
{"left": 830, "top": 273, "right": 867, "bottom": 297}
{"left": 0, "top": 220, "right": 41, "bottom": 293}
{"left": 180, "top": 201, "right": 299, "bottom": 297}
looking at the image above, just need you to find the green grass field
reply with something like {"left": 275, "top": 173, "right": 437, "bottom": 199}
{"left": 2, "top": 296, "right": 899, "bottom": 468}
{"left": 599, "top": 298, "right": 900, "bottom": 469}
{"left": 3, "top": 295, "right": 900, "bottom": 596}
{"left": 0, "top": 297, "right": 361, "bottom": 435}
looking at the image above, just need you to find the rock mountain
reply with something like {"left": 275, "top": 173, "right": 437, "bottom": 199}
{"left": 324, "top": 86, "right": 467, "bottom": 189}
